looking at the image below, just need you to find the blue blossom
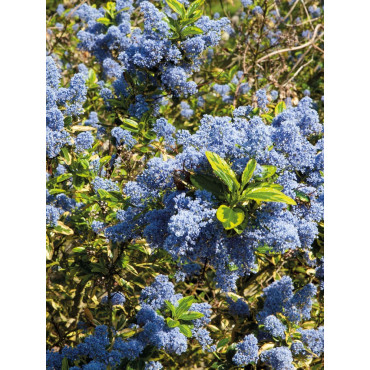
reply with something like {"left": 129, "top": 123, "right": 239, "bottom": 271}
{"left": 161, "top": 66, "right": 197, "bottom": 97}
{"left": 241, "top": 0, "right": 253, "bottom": 7}
{"left": 232, "top": 334, "right": 259, "bottom": 366}
{"left": 140, "top": 275, "right": 182, "bottom": 310}
{"left": 92, "top": 177, "right": 120, "bottom": 193}
{"left": 192, "top": 328, "right": 215, "bottom": 352}
{"left": 263, "top": 315, "right": 286, "bottom": 339}
{"left": 145, "top": 361, "right": 163, "bottom": 370}
{"left": 153, "top": 118, "right": 176, "bottom": 146}
{"left": 238, "top": 82, "right": 250, "bottom": 95}
{"left": 316, "top": 258, "right": 324, "bottom": 290}
{"left": 113, "top": 337, "right": 145, "bottom": 360}
{"left": 129, "top": 94, "right": 149, "bottom": 118}
{"left": 303, "top": 89, "right": 310, "bottom": 96}
{"left": 300, "top": 327, "right": 324, "bottom": 356}
{"left": 75, "top": 131, "right": 94, "bottom": 153}
{"left": 56, "top": 4, "right": 65, "bottom": 16}
{"left": 258, "top": 276, "right": 316, "bottom": 324}
{"left": 256, "top": 89, "right": 268, "bottom": 110}
{"left": 233, "top": 105, "right": 252, "bottom": 118}
{"left": 111, "top": 127, "right": 137, "bottom": 148}
{"left": 253, "top": 6, "right": 263, "bottom": 15}
{"left": 55, "top": 22, "right": 64, "bottom": 31}
{"left": 180, "top": 102, "right": 194, "bottom": 119}
{"left": 56, "top": 164, "right": 67, "bottom": 175}
{"left": 46, "top": 205, "right": 63, "bottom": 226}
{"left": 101, "top": 292, "right": 126, "bottom": 306}
{"left": 228, "top": 297, "right": 250, "bottom": 317}
{"left": 271, "top": 90, "right": 279, "bottom": 101}
{"left": 260, "top": 347, "right": 295, "bottom": 370}
{"left": 91, "top": 221, "right": 105, "bottom": 233}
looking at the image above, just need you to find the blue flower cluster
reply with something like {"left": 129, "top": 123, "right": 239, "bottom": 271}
{"left": 257, "top": 276, "right": 316, "bottom": 324}
{"left": 48, "top": 275, "right": 214, "bottom": 369}
{"left": 72, "top": 1, "right": 230, "bottom": 116}
{"left": 104, "top": 98, "right": 323, "bottom": 291}
{"left": 46, "top": 56, "right": 87, "bottom": 158}
{"left": 46, "top": 192, "right": 80, "bottom": 226}
{"left": 101, "top": 292, "right": 126, "bottom": 306}
{"left": 232, "top": 334, "right": 259, "bottom": 366}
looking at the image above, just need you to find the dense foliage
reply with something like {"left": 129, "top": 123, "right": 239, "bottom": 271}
{"left": 46, "top": 0, "right": 324, "bottom": 368}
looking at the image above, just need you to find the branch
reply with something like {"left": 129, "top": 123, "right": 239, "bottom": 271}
{"left": 255, "top": 24, "right": 323, "bottom": 64}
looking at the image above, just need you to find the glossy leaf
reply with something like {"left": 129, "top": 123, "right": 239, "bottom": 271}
{"left": 182, "top": 26, "right": 204, "bottom": 37}
{"left": 179, "top": 311, "right": 204, "bottom": 321}
{"left": 166, "top": 318, "right": 180, "bottom": 328}
{"left": 205, "top": 151, "right": 240, "bottom": 192}
{"left": 175, "top": 296, "right": 195, "bottom": 318}
{"left": 253, "top": 165, "right": 276, "bottom": 180}
{"left": 178, "top": 324, "right": 193, "bottom": 337}
{"left": 190, "top": 174, "right": 225, "bottom": 198}
{"left": 241, "top": 158, "right": 256, "bottom": 187}
{"left": 216, "top": 205, "right": 245, "bottom": 230}
{"left": 241, "top": 187, "right": 296, "bottom": 205}
{"left": 186, "top": 0, "right": 204, "bottom": 17}
{"left": 275, "top": 101, "right": 286, "bottom": 116}
{"left": 166, "top": 0, "right": 186, "bottom": 17}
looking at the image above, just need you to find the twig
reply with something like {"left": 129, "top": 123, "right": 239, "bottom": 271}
{"left": 282, "top": 57, "right": 314, "bottom": 87}
{"left": 255, "top": 24, "right": 323, "bottom": 64}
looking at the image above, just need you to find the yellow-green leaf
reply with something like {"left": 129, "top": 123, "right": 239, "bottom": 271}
{"left": 205, "top": 151, "right": 240, "bottom": 192}
{"left": 216, "top": 205, "right": 245, "bottom": 230}
{"left": 166, "top": 0, "right": 186, "bottom": 17}
{"left": 241, "top": 158, "right": 256, "bottom": 187}
{"left": 242, "top": 187, "right": 296, "bottom": 205}
{"left": 275, "top": 101, "right": 286, "bottom": 116}
{"left": 182, "top": 26, "right": 203, "bottom": 37}
{"left": 254, "top": 165, "right": 276, "bottom": 180}
{"left": 186, "top": 0, "right": 204, "bottom": 17}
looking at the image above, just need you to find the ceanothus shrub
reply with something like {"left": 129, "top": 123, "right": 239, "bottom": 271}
{"left": 71, "top": 0, "right": 230, "bottom": 117}
{"left": 47, "top": 275, "right": 214, "bottom": 369}
{"left": 104, "top": 97, "right": 323, "bottom": 291}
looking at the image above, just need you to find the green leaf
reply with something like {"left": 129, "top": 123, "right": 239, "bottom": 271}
{"left": 96, "top": 17, "right": 112, "bottom": 26}
{"left": 48, "top": 189, "right": 66, "bottom": 195}
{"left": 166, "top": 0, "right": 186, "bottom": 17}
{"left": 205, "top": 151, "right": 240, "bottom": 192}
{"left": 190, "top": 174, "right": 225, "bottom": 199}
{"left": 179, "top": 311, "right": 204, "bottom": 321}
{"left": 253, "top": 165, "right": 276, "bottom": 180}
{"left": 175, "top": 296, "right": 195, "bottom": 318}
{"left": 54, "top": 221, "right": 74, "bottom": 236}
{"left": 72, "top": 247, "right": 86, "bottom": 253}
{"left": 241, "top": 187, "right": 296, "bottom": 205}
{"left": 275, "top": 101, "right": 286, "bottom": 116}
{"left": 186, "top": 0, "right": 204, "bottom": 17}
{"left": 100, "top": 155, "right": 111, "bottom": 166}
{"left": 217, "top": 337, "right": 230, "bottom": 349}
{"left": 61, "top": 147, "right": 72, "bottom": 165}
{"left": 261, "top": 114, "right": 273, "bottom": 123}
{"left": 56, "top": 173, "right": 72, "bottom": 183}
{"left": 166, "top": 318, "right": 180, "bottom": 328}
{"left": 97, "top": 189, "right": 110, "bottom": 199}
{"left": 216, "top": 205, "right": 245, "bottom": 230}
{"left": 118, "top": 117, "right": 139, "bottom": 132}
{"left": 241, "top": 159, "right": 256, "bottom": 187}
{"left": 165, "top": 300, "right": 176, "bottom": 317}
{"left": 178, "top": 324, "right": 193, "bottom": 337}
{"left": 181, "top": 26, "right": 203, "bottom": 37}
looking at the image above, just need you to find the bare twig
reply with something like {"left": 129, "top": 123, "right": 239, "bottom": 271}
{"left": 255, "top": 24, "right": 323, "bottom": 64}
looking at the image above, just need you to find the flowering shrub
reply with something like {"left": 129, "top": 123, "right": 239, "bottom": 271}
{"left": 46, "top": 0, "right": 324, "bottom": 368}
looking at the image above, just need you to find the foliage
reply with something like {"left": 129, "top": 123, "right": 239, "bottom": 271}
{"left": 46, "top": 0, "right": 324, "bottom": 369}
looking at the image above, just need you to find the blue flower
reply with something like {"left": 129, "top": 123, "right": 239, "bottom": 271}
{"left": 232, "top": 334, "right": 259, "bottom": 366}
